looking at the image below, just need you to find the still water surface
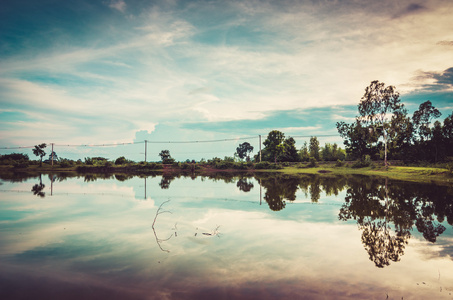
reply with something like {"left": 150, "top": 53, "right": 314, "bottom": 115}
{"left": 0, "top": 173, "right": 452, "bottom": 299}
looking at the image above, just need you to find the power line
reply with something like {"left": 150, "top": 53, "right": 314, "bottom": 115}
{"left": 0, "top": 134, "right": 341, "bottom": 151}
{"left": 146, "top": 136, "right": 258, "bottom": 144}
{"left": 291, "top": 134, "right": 339, "bottom": 138}
{"left": 0, "top": 136, "right": 260, "bottom": 150}
{"left": 55, "top": 141, "right": 141, "bottom": 147}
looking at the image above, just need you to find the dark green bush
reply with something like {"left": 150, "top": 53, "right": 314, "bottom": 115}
{"left": 1, "top": 153, "right": 29, "bottom": 163}
{"left": 254, "top": 161, "right": 282, "bottom": 170}
{"left": 115, "top": 156, "right": 130, "bottom": 165}
{"left": 254, "top": 161, "right": 271, "bottom": 169}
{"left": 13, "top": 161, "right": 29, "bottom": 168}
{"left": 352, "top": 155, "right": 372, "bottom": 168}
{"left": 59, "top": 159, "right": 75, "bottom": 168}
{"left": 308, "top": 157, "right": 317, "bottom": 167}
{"left": 139, "top": 162, "right": 162, "bottom": 170}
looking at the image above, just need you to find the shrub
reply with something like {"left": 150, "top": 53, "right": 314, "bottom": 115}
{"left": 1, "top": 153, "right": 29, "bottom": 163}
{"left": 162, "top": 158, "right": 175, "bottom": 164}
{"left": 139, "top": 162, "right": 162, "bottom": 170}
{"left": 13, "top": 161, "right": 29, "bottom": 168}
{"left": 115, "top": 156, "right": 128, "bottom": 165}
{"left": 254, "top": 161, "right": 282, "bottom": 170}
{"left": 308, "top": 157, "right": 317, "bottom": 167}
{"left": 352, "top": 155, "right": 372, "bottom": 168}
{"left": 214, "top": 161, "right": 234, "bottom": 169}
{"left": 59, "top": 159, "right": 74, "bottom": 168}
{"left": 447, "top": 162, "right": 453, "bottom": 175}
{"left": 232, "top": 162, "right": 248, "bottom": 170}
{"left": 1, "top": 153, "right": 30, "bottom": 166}
{"left": 335, "top": 159, "right": 343, "bottom": 167}
{"left": 254, "top": 161, "right": 271, "bottom": 169}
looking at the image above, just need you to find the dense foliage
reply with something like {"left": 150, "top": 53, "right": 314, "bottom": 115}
{"left": 337, "top": 81, "right": 452, "bottom": 163}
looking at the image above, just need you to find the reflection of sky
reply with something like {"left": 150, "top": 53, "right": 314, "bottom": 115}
{"left": 1, "top": 176, "right": 453, "bottom": 299}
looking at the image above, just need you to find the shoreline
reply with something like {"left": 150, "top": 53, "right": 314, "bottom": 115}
{"left": 1, "top": 163, "right": 451, "bottom": 185}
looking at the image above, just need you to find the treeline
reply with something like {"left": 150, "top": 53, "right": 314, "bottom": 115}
{"left": 337, "top": 81, "right": 452, "bottom": 163}
{"left": 234, "top": 131, "right": 346, "bottom": 164}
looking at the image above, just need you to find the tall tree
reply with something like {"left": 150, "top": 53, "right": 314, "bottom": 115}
{"left": 263, "top": 130, "right": 285, "bottom": 163}
{"left": 387, "top": 111, "right": 414, "bottom": 160}
{"left": 32, "top": 143, "right": 47, "bottom": 166}
{"left": 442, "top": 112, "right": 453, "bottom": 157}
{"left": 298, "top": 141, "right": 310, "bottom": 162}
{"left": 337, "top": 120, "right": 378, "bottom": 160}
{"left": 309, "top": 136, "right": 320, "bottom": 160}
{"left": 159, "top": 150, "right": 174, "bottom": 164}
{"left": 236, "top": 142, "right": 254, "bottom": 161}
{"left": 412, "top": 100, "right": 441, "bottom": 142}
{"left": 279, "top": 137, "right": 300, "bottom": 162}
{"left": 358, "top": 80, "right": 405, "bottom": 167}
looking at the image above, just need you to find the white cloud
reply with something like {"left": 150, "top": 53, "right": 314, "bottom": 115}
{"left": 1, "top": 0, "right": 452, "bottom": 150}
{"left": 108, "top": 0, "right": 126, "bottom": 13}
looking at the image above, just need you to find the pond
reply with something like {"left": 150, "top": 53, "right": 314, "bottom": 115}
{"left": 0, "top": 172, "right": 452, "bottom": 299}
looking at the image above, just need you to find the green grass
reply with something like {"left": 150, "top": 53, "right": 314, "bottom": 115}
{"left": 278, "top": 164, "right": 452, "bottom": 185}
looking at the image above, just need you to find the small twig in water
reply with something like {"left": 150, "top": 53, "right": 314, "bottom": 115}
{"left": 152, "top": 200, "right": 173, "bottom": 252}
{"left": 202, "top": 225, "right": 221, "bottom": 238}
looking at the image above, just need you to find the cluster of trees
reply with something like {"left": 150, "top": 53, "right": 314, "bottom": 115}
{"left": 298, "top": 138, "right": 346, "bottom": 162}
{"left": 234, "top": 131, "right": 345, "bottom": 163}
{"left": 337, "top": 80, "right": 452, "bottom": 163}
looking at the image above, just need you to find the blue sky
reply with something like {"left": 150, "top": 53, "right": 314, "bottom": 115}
{"left": 1, "top": 0, "right": 452, "bottom": 161}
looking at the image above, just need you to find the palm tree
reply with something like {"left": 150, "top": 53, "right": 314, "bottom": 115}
{"left": 32, "top": 143, "right": 47, "bottom": 166}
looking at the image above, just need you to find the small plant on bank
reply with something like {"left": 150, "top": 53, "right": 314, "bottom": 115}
{"left": 115, "top": 156, "right": 134, "bottom": 165}
{"left": 308, "top": 157, "right": 317, "bottom": 168}
{"left": 59, "top": 159, "right": 75, "bottom": 168}
{"left": 447, "top": 162, "right": 453, "bottom": 175}
{"left": 335, "top": 159, "right": 343, "bottom": 167}
{"left": 254, "top": 161, "right": 271, "bottom": 169}
{"left": 352, "top": 155, "right": 372, "bottom": 168}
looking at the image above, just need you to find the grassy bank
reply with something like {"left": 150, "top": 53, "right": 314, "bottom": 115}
{"left": 278, "top": 163, "right": 452, "bottom": 185}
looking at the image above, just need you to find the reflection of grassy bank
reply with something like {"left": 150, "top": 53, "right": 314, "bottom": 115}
{"left": 0, "top": 162, "right": 451, "bottom": 185}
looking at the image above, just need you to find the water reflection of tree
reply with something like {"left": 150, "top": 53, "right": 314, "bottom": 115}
{"left": 236, "top": 178, "right": 254, "bottom": 192}
{"left": 339, "top": 177, "right": 452, "bottom": 268}
{"left": 258, "top": 174, "right": 300, "bottom": 211}
{"left": 31, "top": 174, "right": 45, "bottom": 197}
{"left": 159, "top": 174, "right": 177, "bottom": 189}
{"left": 83, "top": 174, "right": 114, "bottom": 182}
{"left": 297, "top": 175, "right": 347, "bottom": 203}
{"left": 31, "top": 183, "right": 45, "bottom": 197}
{"left": 115, "top": 174, "right": 134, "bottom": 181}
{"left": 256, "top": 174, "right": 349, "bottom": 210}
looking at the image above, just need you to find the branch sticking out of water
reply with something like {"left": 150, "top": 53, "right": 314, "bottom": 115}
{"left": 202, "top": 225, "right": 221, "bottom": 238}
{"left": 152, "top": 200, "right": 173, "bottom": 252}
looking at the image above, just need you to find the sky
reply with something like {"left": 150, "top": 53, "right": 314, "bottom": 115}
{"left": 1, "top": 0, "right": 452, "bottom": 161}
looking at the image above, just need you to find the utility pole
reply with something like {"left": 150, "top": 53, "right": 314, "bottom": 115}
{"left": 51, "top": 143, "right": 54, "bottom": 167}
{"left": 144, "top": 140, "right": 147, "bottom": 162}
{"left": 259, "top": 135, "right": 262, "bottom": 162}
